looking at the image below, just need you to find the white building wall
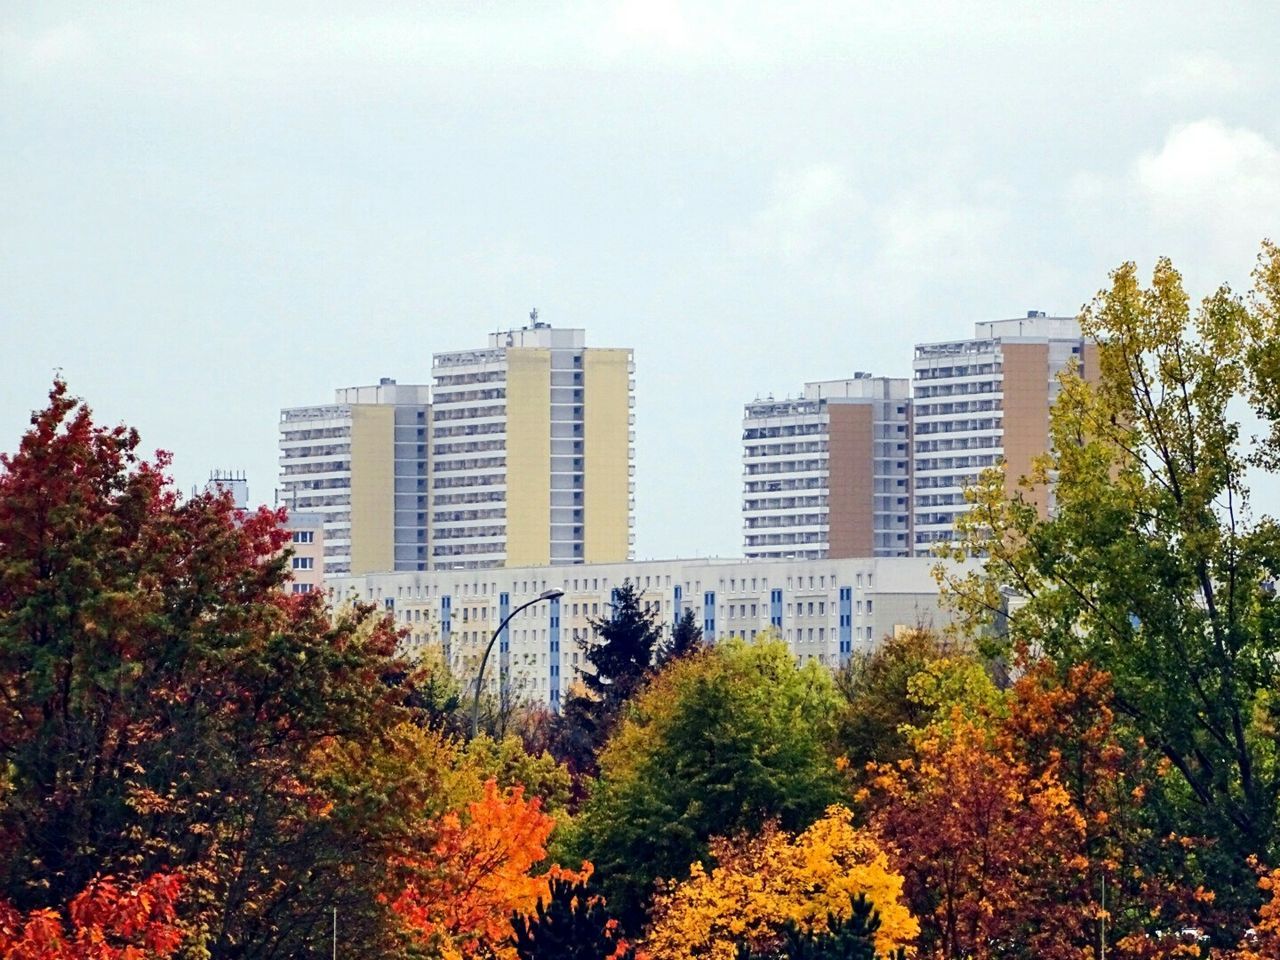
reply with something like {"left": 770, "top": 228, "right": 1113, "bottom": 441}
{"left": 328, "top": 555, "right": 962, "bottom": 710}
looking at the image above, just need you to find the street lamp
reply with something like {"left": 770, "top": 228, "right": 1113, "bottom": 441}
{"left": 471, "top": 587, "right": 565, "bottom": 738}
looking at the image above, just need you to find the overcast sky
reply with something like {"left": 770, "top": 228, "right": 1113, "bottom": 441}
{"left": 3, "top": 2, "right": 1279, "bottom": 559}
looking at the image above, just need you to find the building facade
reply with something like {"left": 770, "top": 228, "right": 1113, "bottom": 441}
{"left": 278, "top": 379, "right": 431, "bottom": 576}
{"left": 283, "top": 511, "right": 326, "bottom": 594}
{"left": 912, "top": 313, "right": 1094, "bottom": 557}
{"left": 430, "top": 320, "right": 634, "bottom": 570}
{"left": 329, "top": 554, "right": 956, "bottom": 710}
{"left": 743, "top": 375, "right": 911, "bottom": 560}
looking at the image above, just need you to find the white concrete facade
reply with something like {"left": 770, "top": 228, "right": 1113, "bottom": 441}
{"left": 328, "top": 554, "right": 957, "bottom": 710}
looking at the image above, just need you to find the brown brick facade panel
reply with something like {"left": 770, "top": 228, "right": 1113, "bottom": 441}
{"left": 1081, "top": 340, "right": 1101, "bottom": 387}
{"left": 1000, "top": 343, "right": 1052, "bottom": 517}
{"left": 827, "top": 403, "right": 874, "bottom": 558}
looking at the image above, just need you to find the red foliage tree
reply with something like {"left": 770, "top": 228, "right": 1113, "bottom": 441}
{"left": 0, "top": 872, "right": 183, "bottom": 959}
{"left": 0, "top": 382, "right": 417, "bottom": 956}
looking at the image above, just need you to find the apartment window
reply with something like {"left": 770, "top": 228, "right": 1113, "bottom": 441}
{"left": 291, "top": 530, "right": 314, "bottom": 544}
{"left": 291, "top": 556, "right": 314, "bottom": 570}
{"left": 291, "top": 582, "right": 313, "bottom": 594}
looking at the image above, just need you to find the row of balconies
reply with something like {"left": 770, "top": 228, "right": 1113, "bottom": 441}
{"left": 432, "top": 438, "right": 506, "bottom": 456}
{"left": 742, "top": 495, "right": 830, "bottom": 512}
{"left": 914, "top": 454, "right": 998, "bottom": 471}
{"left": 741, "top": 422, "right": 826, "bottom": 441}
{"left": 744, "top": 514, "right": 827, "bottom": 530}
{"left": 915, "top": 436, "right": 1001, "bottom": 454}
{"left": 432, "top": 457, "right": 507, "bottom": 473}
{"left": 912, "top": 380, "right": 1001, "bottom": 399}
{"left": 914, "top": 417, "right": 1001, "bottom": 434}
{"left": 434, "top": 404, "right": 507, "bottom": 422}
{"left": 432, "top": 388, "right": 507, "bottom": 406}
{"left": 744, "top": 441, "right": 828, "bottom": 458}
{"left": 743, "top": 459, "right": 827, "bottom": 476}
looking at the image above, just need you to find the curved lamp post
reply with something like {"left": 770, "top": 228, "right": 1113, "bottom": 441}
{"left": 471, "top": 587, "right": 565, "bottom": 738}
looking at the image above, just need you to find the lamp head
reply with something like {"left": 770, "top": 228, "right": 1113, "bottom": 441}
{"left": 539, "top": 588, "right": 565, "bottom": 601}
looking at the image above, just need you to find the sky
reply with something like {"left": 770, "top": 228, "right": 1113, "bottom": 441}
{"left": 2, "top": 1, "right": 1279, "bottom": 560}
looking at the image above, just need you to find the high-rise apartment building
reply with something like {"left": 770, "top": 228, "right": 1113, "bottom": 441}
{"left": 912, "top": 313, "right": 1094, "bottom": 556}
{"left": 279, "top": 379, "right": 431, "bottom": 576}
{"left": 743, "top": 375, "right": 912, "bottom": 560}
{"left": 430, "top": 320, "right": 634, "bottom": 570}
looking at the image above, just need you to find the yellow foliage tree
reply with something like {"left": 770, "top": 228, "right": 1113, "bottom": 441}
{"left": 644, "top": 805, "right": 917, "bottom": 960}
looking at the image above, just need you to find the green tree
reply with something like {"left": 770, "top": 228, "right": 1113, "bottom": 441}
{"left": 508, "top": 875, "right": 634, "bottom": 960}
{"left": 658, "top": 608, "right": 705, "bottom": 665}
{"left": 735, "top": 894, "right": 904, "bottom": 960}
{"left": 832, "top": 628, "right": 951, "bottom": 777}
{"left": 553, "top": 579, "right": 665, "bottom": 789}
{"left": 560, "top": 635, "right": 843, "bottom": 932}
{"left": 939, "top": 243, "right": 1280, "bottom": 930}
{"left": 581, "top": 579, "right": 663, "bottom": 710}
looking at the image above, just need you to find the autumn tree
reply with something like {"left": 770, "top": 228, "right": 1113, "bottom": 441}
{"left": 0, "top": 872, "right": 184, "bottom": 960}
{"left": 561, "top": 635, "right": 844, "bottom": 932}
{"left": 939, "top": 243, "right": 1280, "bottom": 929}
{"left": 0, "top": 383, "right": 430, "bottom": 957}
{"left": 832, "top": 628, "right": 955, "bottom": 778}
{"left": 643, "top": 806, "right": 917, "bottom": 960}
{"left": 389, "top": 780, "right": 588, "bottom": 960}
{"left": 865, "top": 710, "right": 1093, "bottom": 959}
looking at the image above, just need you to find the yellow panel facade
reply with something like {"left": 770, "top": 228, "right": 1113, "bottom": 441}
{"left": 505, "top": 349, "right": 552, "bottom": 567}
{"left": 583, "top": 349, "right": 631, "bottom": 563}
{"left": 349, "top": 405, "right": 395, "bottom": 575}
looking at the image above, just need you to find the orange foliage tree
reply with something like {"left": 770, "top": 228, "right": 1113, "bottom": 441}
{"left": 865, "top": 660, "right": 1217, "bottom": 958}
{"left": 389, "top": 779, "right": 587, "bottom": 959}
{"left": 1230, "top": 863, "right": 1280, "bottom": 959}
{"left": 643, "top": 805, "right": 917, "bottom": 960}
{"left": 867, "top": 710, "right": 1090, "bottom": 960}
{"left": 0, "top": 872, "right": 183, "bottom": 960}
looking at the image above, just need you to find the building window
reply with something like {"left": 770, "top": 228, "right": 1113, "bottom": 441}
{"left": 292, "top": 556, "right": 314, "bottom": 570}
{"left": 291, "top": 530, "right": 314, "bottom": 544}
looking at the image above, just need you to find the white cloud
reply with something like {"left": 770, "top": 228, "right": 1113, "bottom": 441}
{"left": 1134, "top": 119, "right": 1280, "bottom": 267}
{"left": 1066, "top": 118, "right": 1280, "bottom": 292}
{"left": 1134, "top": 119, "right": 1280, "bottom": 211}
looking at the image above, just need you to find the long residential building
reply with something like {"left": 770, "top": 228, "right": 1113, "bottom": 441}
{"left": 911, "top": 312, "right": 1096, "bottom": 556}
{"left": 431, "top": 320, "right": 634, "bottom": 570}
{"left": 743, "top": 375, "right": 911, "bottom": 560}
{"left": 279, "top": 380, "right": 431, "bottom": 576}
{"left": 328, "top": 555, "right": 958, "bottom": 710}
